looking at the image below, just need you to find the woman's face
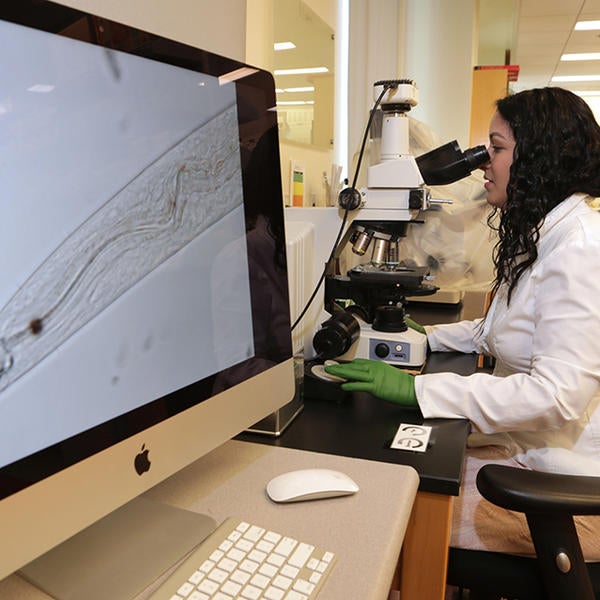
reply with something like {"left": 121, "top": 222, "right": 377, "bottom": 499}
{"left": 481, "top": 111, "right": 516, "bottom": 208}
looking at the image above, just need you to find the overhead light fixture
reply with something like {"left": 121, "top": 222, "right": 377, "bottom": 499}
{"left": 218, "top": 67, "right": 258, "bottom": 85}
{"left": 274, "top": 67, "right": 328, "bottom": 76}
{"left": 552, "top": 74, "right": 600, "bottom": 82}
{"left": 282, "top": 86, "right": 315, "bottom": 93}
{"left": 561, "top": 52, "right": 600, "bottom": 61}
{"left": 274, "top": 42, "right": 296, "bottom": 51}
{"left": 575, "top": 20, "right": 600, "bottom": 30}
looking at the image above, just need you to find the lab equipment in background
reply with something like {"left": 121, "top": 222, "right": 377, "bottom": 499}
{"left": 304, "top": 80, "right": 489, "bottom": 369}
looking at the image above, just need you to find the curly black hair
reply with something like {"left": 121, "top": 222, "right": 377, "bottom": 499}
{"left": 489, "top": 87, "right": 600, "bottom": 303}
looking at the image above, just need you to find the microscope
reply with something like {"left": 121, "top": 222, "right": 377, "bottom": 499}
{"left": 309, "top": 79, "right": 489, "bottom": 369}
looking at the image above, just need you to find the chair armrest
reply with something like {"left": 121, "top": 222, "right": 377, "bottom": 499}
{"left": 476, "top": 464, "right": 600, "bottom": 515}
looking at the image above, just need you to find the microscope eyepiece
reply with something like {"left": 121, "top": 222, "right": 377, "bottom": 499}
{"left": 415, "top": 141, "right": 490, "bottom": 186}
{"left": 463, "top": 145, "right": 490, "bottom": 171}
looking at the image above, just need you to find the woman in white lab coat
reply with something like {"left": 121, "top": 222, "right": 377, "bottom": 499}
{"left": 325, "top": 87, "right": 600, "bottom": 558}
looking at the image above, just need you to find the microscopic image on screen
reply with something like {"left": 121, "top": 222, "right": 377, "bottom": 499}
{"left": 0, "top": 22, "right": 254, "bottom": 469}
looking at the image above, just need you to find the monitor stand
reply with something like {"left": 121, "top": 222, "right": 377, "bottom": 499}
{"left": 19, "top": 497, "right": 217, "bottom": 600}
{"left": 246, "top": 353, "right": 304, "bottom": 436}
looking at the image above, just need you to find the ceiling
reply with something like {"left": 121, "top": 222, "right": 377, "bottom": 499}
{"left": 273, "top": 0, "right": 600, "bottom": 100}
{"left": 511, "top": 0, "right": 600, "bottom": 95}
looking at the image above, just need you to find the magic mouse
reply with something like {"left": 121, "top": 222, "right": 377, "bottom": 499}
{"left": 266, "top": 468, "right": 359, "bottom": 503}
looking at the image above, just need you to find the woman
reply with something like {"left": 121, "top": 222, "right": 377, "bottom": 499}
{"left": 325, "top": 87, "right": 600, "bottom": 558}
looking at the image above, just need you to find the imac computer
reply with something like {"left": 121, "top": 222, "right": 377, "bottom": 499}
{"left": 0, "top": 0, "right": 295, "bottom": 596}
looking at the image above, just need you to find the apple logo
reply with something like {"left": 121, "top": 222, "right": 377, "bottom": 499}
{"left": 134, "top": 444, "right": 151, "bottom": 475}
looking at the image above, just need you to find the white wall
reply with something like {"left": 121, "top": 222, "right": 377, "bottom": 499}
{"left": 246, "top": 0, "right": 274, "bottom": 69}
{"left": 347, "top": 0, "right": 477, "bottom": 167}
{"left": 347, "top": 0, "right": 403, "bottom": 176}
{"left": 401, "top": 0, "right": 477, "bottom": 149}
{"left": 56, "top": 0, "right": 246, "bottom": 61}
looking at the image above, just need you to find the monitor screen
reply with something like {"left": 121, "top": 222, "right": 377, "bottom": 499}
{"left": 0, "top": 0, "right": 294, "bottom": 583}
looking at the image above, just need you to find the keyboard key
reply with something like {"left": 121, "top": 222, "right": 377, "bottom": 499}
{"left": 239, "top": 558, "right": 260, "bottom": 574}
{"left": 177, "top": 582, "right": 194, "bottom": 596}
{"left": 257, "top": 540, "right": 275, "bottom": 553}
{"left": 230, "top": 569, "right": 251, "bottom": 585}
{"left": 280, "top": 565, "right": 299, "bottom": 579}
{"left": 273, "top": 574, "right": 293, "bottom": 590}
{"left": 284, "top": 591, "right": 308, "bottom": 600}
{"left": 259, "top": 563, "right": 278, "bottom": 578}
{"left": 227, "top": 547, "right": 246, "bottom": 562}
{"left": 209, "top": 549, "right": 224, "bottom": 562}
{"left": 221, "top": 580, "right": 242, "bottom": 596}
{"left": 248, "top": 549, "right": 267, "bottom": 563}
{"left": 264, "top": 587, "right": 285, "bottom": 600}
{"left": 241, "top": 584, "right": 262, "bottom": 599}
{"left": 207, "top": 567, "right": 228, "bottom": 583}
{"left": 188, "top": 571, "right": 204, "bottom": 585}
{"left": 199, "top": 559, "right": 214, "bottom": 574}
{"left": 250, "top": 573, "right": 271, "bottom": 589}
{"left": 274, "top": 537, "right": 297, "bottom": 557}
{"left": 197, "top": 579, "right": 220, "bottom": 595}
{"left": 266, "top": 553, "right": 285, "bottom": 567}
{"left": 309, "top": 572, "right": 321, "bottom": 585}
{"left": 244, "top": 525, "right": 265, "bottom": 542}
{"left": 294, "top": 579, "right": 315, "bottom": 595}
{"left": 228, "top": 530, "right": 242, "bottom": 543}
{"left": 236, "top": 539, "right": 254, "bottom": 553}
{"left": 289, "top": 543, "right": 315, "bottom": 568}
{"left": 218, "top": 557, "right": 238, "bottom": 573}
{"left": 264, "top": 531, "right": 282, "bottom": 544}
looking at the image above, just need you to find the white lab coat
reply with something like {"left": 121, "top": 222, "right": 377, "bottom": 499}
{"left": 415, "top": 194, "right": 600, "bottom": 476}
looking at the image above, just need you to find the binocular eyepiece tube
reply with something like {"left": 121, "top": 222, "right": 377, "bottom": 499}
{"left": 416, "top": 140, "right": 490, "bottom": 186}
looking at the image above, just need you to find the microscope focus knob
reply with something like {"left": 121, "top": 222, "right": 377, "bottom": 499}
{"left": 374, "top": 343, "right": 390, "bottom": 359}
{"left": 338, "top": 186, "right": 362, "bottom": 210}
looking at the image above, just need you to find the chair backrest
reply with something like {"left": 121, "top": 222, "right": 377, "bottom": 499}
{"left": 475, "top": 464, "right": 600, "bottom": 600}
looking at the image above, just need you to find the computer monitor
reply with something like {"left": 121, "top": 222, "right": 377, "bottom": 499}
{"left": 0, "top": 0, "right": 295, "bottom": 591}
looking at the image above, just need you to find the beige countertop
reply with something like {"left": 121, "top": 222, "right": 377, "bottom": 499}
{"left": 1, "top": 440, "right": 419, "bottom": 600}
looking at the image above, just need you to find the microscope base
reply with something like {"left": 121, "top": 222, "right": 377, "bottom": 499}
{"left": 337, "top": 324, "right": 427, "bottom": 368}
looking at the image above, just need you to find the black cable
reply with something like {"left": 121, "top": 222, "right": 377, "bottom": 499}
{"left": 291, "top": 82, "right": 395, "bottom": 331}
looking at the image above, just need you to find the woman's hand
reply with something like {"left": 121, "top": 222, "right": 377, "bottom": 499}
{"left": 324, "top": 358, "right": 418, "bottom": 407}
{"left": 405, "top": 316, "right": 426, "bottom": 334}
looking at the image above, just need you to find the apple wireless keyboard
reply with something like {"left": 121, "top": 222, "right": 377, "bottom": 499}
{"left": 149, "top": 517, "right": 336, "bottom": 600}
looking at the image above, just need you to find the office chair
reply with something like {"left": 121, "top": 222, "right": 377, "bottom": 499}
{"left": 446, "top": 464, "right": 600, "bottom": 600}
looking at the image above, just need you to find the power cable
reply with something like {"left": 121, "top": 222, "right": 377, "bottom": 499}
{"left": 291, "top": 81, "right": 396, "bottom": 331}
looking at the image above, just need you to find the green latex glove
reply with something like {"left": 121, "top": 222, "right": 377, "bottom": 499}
{"left": 404, "top": 316, "right": 426, "bottom": 334}
{"left": 324, "top": 358, "right": 418, "bottom": 407}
